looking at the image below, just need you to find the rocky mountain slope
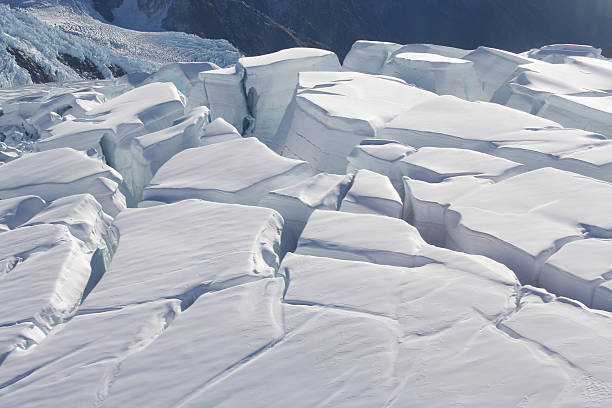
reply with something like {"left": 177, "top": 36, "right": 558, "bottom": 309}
{"left": 92, "top": 0, "right": 612, "bottom": 58}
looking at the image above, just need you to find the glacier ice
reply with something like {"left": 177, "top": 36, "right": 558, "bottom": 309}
{"left": 0, "top": 39, "right": 611, "bottom": 407}
{"left": 339, "top": 169, "right": 402, "bottom": 218}
{"left": 143, "top": 137, "right": 314, "bottom": 206}
{"left": 276, "top": 71, "right": 436, "bottom": 172}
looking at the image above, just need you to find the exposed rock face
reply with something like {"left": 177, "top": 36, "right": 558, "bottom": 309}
{"left": 162, "top": 0, "right": 323, "bottom": 56}
{"left": 56, "top": 53, "right": 105, "bottom": 80}
{"left": 94, "top": 0, "right": 612, "bottom": 59}
{"left": 92, "top": 0, "right": 124, "bottom": 22}
{"left": 5, "top": 46, "right": 53, "bottom": 84}
{"left": 107, "top": 63, "right": 127, "bottom": 78}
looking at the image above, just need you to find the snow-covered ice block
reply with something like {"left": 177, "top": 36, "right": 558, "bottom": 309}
{"left": 0, "top": 148, "right": 124, "bottom": 216}
{"left": 540, "top": 239, "right": 612, "bottom": 309}
{"left": 282, "top": 252, "right": 516, "bottom": 324}
{"left": 23, "top": 194, "right": 115, "bottom": 266}
{"left": 382, "top": 95, "right": 558, "bottom": 150}
{"left": 143, "top": 137, "right": 314, "bottom": 206}
{"left": 526, "top": 44, "right": 603, "bottom": 63}
{"left": 37, "top": 82, "right": 186, "bottom": 157}
{"left": 122, "top": 106, "right": 209, "bottom": 204}
{"left": 238, "top": 48, "right": 341, "bottom": 146}
{"left": 342, "top": 40, "right": 403, "bottom": 74}
{"left": 91, "top": 279, "right": 284, "bottom": 407}
{"left": 346, "top": 139, "right": 415, "bottom": 192}
{"left": 276, "top": 71, "right": 436, "bottom": 173}
{"left": 343, "top": 40, "right": 469, "bottom": 75}
{"left": 492, "top": 57, "right": 612, "bottom": 119}
{"left": 398, "top": 146, "right": 525, "bottom": 183}
{"left": 498, "top": 286, "right": 612, "bottom": 399}
{"left": 339, "top": 169, "right": 402, "bottom": 218}
{"left": 403, "top": 176, "right": 493, "bottom": 246}
{"left": 539, "top": 94, "right": 612, "bottom": 138}
{"left": 381, "top": 96, "right": 612, "bottom": 182}
{"left": 259, "top": 173, "right": 353, "bottom": 248}
{"left": 462, "top": 46, "right": 533, "bottom": 100}
{"left": 0, "top": 299, "right": 183, "bottom": 406}
{"left": 82, "top": 199, "right": 285, "bottom": 310}
{"left": 296, "top": 209, "right": 433, "bottom": 267}
{"left": 296, "top": 209, "right": 516, "bottom": 284}
{"left": 143, "top": 61, "right": 219, "bottom": 109}
{"left": 444, "top": 168, "right": 612, "bottom": 289}
{"left": 0, "top": 224, "right": 92, "bottom": 356}
{"left": 199, "top": 66, "right": 249, "bottom": 134}
{"left": 199, "top": 117, "right": 241, "bottom": 146}
{"left": 0, "top": 195, "right": 46, "bottom": 231}
{"left": 194, "top": 254, "right": 588, "bottom": 406}
{"left": 382, "top": 52, "right": 485, "bottom": 100}
{"left": 85, "top": 176, "right": 126, "bottom": 217}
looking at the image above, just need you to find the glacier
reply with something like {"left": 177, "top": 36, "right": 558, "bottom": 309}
{"left": 0, "top": 35, "right": 612, "bottom": 407}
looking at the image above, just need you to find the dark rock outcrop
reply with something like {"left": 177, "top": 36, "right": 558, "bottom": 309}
{"left": 57, "top": 53, "right": 105, "bottom": 80}
{"left": 162, "top": 0, "right": 324, "bottom": 56}
{"left": 108, "top": 64, "right": 127, "bottom": 78}
{"left": 6, "top": 45, "right": 53, "bottom": 84}
{"left": 92, "top": 0, "right": 124, "bottom": 22}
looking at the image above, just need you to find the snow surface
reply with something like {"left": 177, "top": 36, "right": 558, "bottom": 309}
{"left": 143, "top": 137, "right": 314, "bottom": 207}
{"left": 1, "top": 39, "right": 612, "bottom": 406}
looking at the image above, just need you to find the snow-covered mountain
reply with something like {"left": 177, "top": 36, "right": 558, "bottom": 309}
{"left": 0, "top": 1, "right": 239, "bottom": 87}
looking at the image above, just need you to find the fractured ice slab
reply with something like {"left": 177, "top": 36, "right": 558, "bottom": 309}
{"left": 540, "top": 239, "right": 612, "bottom": 309}
{"left": 259, "top": 173, "right": 353, "bottom": 248}
{"left": 0, "top": 148, "right": 125, "bottom": 216}
{"left": 462, "top": 46, "right": 533, "bottom": 100}
{"left": 403, "top": 175, "right": 493, "bottom": 247}
{"left": 121, "top": 106, "right": 209, "bottom": 205}
{"left": 37, "top": 82, "right": 186, "bottom": 156}
{"left": 398, "top": 146, "right": 524, "bottom": 183}
{"left": 0, "top": 224, "right": 92, "bottom": 356}
{"left": 538, "top": 94, "right": 612, "bottom": 138}
{"left": 381, "top": 95, "right": 612, "bottom": 182}
{"left": 199, "top": 66, "right": 249, "bottom": 133}
{"left": 23, "top": 194, "right": 115, "bottom": 266}
{"left": 343, "top": 40, "right": 469, "bottom": 75}
{"left": 0, "top": 278, "right": 285, "bottom": 407}
{"left": 0, "top": 195, "right": 46, "bottom": 231}
{"left": 143, "top": 137, "right": 313, "bottom": 206}
{"left": 526, "top": 44, "right": 603, "bottom": 63}
{"left": 382, "top": 52, "right": 485, "bottom": 100}
{"left": 276, "top": 71, "right": 436, "bottom": 173}
{"left": 82, "top": 199, "right": 285, "bottom": 310}
{"left": 199, "top": 117, "right": 241, "bottom": 146}
{"left": 93, "top": 279, "right": 284, "bottom": 407}
{"left": 438, "top": 168, "right": 612, "bottom": 300}
{"left": 238, "top": 48, "right": 341, "bottom": 145}
{"left": 296, "top": 209, "right": 517, "bottom": 287}
{"left": 349, "top": 140, "right": 525, "bottom": 192}
{"left": 339, "top": 169, "right": 402, "bottom": 218}
{"left": 491, "top": 56, "right": 612, "bottom": 137}
{"left": 142, "top": 61, "right": 219, "bottom": 109}
{"left": 0, "top": 300, "right": 183, "bottom": 406}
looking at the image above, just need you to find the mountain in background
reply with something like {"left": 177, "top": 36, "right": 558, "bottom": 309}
{"left": 91, "top": 0, "right": 612, "bottom": 58}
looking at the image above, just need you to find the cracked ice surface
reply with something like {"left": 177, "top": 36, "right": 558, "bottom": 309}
{"left": 81, "top": 199, "right": 285, "bottom": 311}
{"left": 143, "top": 137, "right": 314, "bottom": 206}
{"left": 405, "top": 167, "right": 612, "bottom": 310}
{"left": 0, "top": 41, "right": 612, "bottom": 407}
